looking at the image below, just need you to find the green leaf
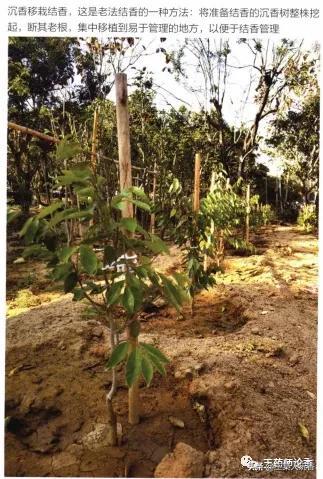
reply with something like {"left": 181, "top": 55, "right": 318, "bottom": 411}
{"left": 64, "top": 272, "right": 78, "bottom": 293}
{"left": 58, "top": 246, "right": 78, "bottom": 263}
{"left": 104, "top": 245, "right": 118, "bottom": 264}
{"left": 7, "top": 209, "right": 20, "bottom": 224}
{"left": 106, "top": 281, "right": 124, "bottom": 306}
{"left": 132, "top": 199, "right": 151, "bottom": 212}
{"left": 135, "top": 223, "right": 150, "bottom": 239}
{"left": 126, "top": 349, "right": 142, "bottom": 387}
{"left": 120, "top": 217, "right": 137, "bottom": 233}
{"left": 172, "top": 272, "right": 189, "bottom": 288}
{"left": 141, "top": 356, "right": 154, "bottom": 386}
{"left": 19, "top": 216, "right": 34, "bottom": 237}
{"left": 43, "top": 232, "right": 59, "bottom": 252}
{"left": 144, "top": 235, "right": 169, "bottom": 254}
{"left": 147, "top": 354, "right": 166, "bottom": 376}
{"left": 127, "top": 274, "right": 143, "bottom": 290}
{"left": 169, "top": 178, "right": 180, "bottom": 193}
{"left": 49, "top": 208, "right": 93, "bottom": 227}
{"left": 56, "top": 139, "right": 82, "bottom": 161}
{"left": 52, "top": 263, "right": 72, "bottom": 280}
{"left": 46, "top": 208, "right": 76, "bottom": 229}
{"left": 37, "top": 201, "right": 63, "bottom": 219}
{"left": 111, "top": 194, "right": 127, "bottom": 211}
{"left": 122, "top": 287, "right": 135, "bottom": 315}
{"left": 161, "top": 276, "right": 183, "bottom": 312}
{"left": 24, "top": 218, "right": 39, "bottom": 244}
{"left": 129, "top": 186, "right": 148, "bottom": 199}
{"left": 22, "top": 244, "right": 51, "bottom": 259}
{"left": 79, "top": 245, "right": 98, "bottom": 274}
{"left": 73, "top": 288, "right": 86, "bottom": 301}
{"left": 106, "top": 342, "right": 129, "bottom": 369}
{"left": 74, "top": 186, "right": 95, "bottom": 198}
{"left": 135, "top": 266, "right": 149, "bottom": 279}
{"left": 140, "top": 343, "right": 169, "bottom": 364}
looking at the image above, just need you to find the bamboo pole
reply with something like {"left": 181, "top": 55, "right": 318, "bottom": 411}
{"left": 115, "top": 73, "right": 139, "bottom": 425}
{"left": 8, "top": 122, "right": 59, "bottom": 143}
{"left": 246, "top": 184, "right": 250, "bottom": 243}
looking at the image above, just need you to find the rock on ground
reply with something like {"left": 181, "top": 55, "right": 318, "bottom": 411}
{"left": 154, "top": 442, "right": 205, "bottom": 478}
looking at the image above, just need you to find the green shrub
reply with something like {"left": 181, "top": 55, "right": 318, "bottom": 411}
{"left": 249, "top": 197, "right": 275, "bottom": 228}
{"left": 297, "top": 204, "right": 317, "bottom": 232}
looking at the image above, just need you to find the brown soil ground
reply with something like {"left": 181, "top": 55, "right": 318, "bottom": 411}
{"left": 5, "top": 225, "right": 317, "bottom": 478}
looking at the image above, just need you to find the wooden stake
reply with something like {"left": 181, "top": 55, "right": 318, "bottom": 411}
{"left": 115, "top": 73, "right": 139, "bottom": 425}
{"left": 193, "top": 153, "right": 201, "bottom": 212}
{"left": 116, "top": 73, "right": 133, "bottom": 218}
{"left": 150, "top": 162, "right": 157, "bottom": 234}
{"left": 191, "top": 153, "right": 201, "bottom": 316}
{"left": 204, "top": 169, "right": 215, "bottom": 272}
{"left": 246, "top": 184, "right": 250, "bottom": 243}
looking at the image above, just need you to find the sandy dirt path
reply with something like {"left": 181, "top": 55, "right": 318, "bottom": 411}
{"left": 5, "top": 225, "right": 317, "bottom": 477}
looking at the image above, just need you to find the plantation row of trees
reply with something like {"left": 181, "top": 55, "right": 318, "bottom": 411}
{"left": 8, "top": 37, "right": 320, "bottom": 220}
{"left": 7, "top": 36, "right": 319, "bottom": 443}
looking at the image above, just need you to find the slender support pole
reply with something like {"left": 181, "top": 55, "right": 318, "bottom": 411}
{"left": 275, "top": 177, "right": 279, "bottom": 210}
{"left": 115, "top": 72, "right": 139, "bottom": 425}
{"left": 204, "top": 169, "right": 215, "bottom": 272}
{"left": 193, "top": 153, "right": 201, "bottom": 211}
{"left": 246, "top": 184, "right": 250, "bottom": 243}
{"left": 91, "top": 108, "right": 99, "bottom": 173}
{"left": 192, "top": 153, "right": 201, "bottom": 315}
{"left": 116, "top": 73, "right": 133, "bottom": 218}
{"left": 151, "top": 161, "right": 157, "bottom": 234}
{"left": 89, "top": 107, "right": 99, "bottom": 227}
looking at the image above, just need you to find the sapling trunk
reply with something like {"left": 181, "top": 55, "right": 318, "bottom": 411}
{"left": 219, "top": 231, "right": 224, "bottom": 267}
{"left": 191, "top": 294, "right": 195, "bottom": 319}
{"left": 105, "top": 317, "right": 118, "bottom": 446}
{"left": 127, "top": 324, "right": 140, "bottom": 425}
{"left": 105, "top": 396, "right": 117, "bottom": 446}
{"left": 245, "top": 184, "right": 250, "bottom": 243}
